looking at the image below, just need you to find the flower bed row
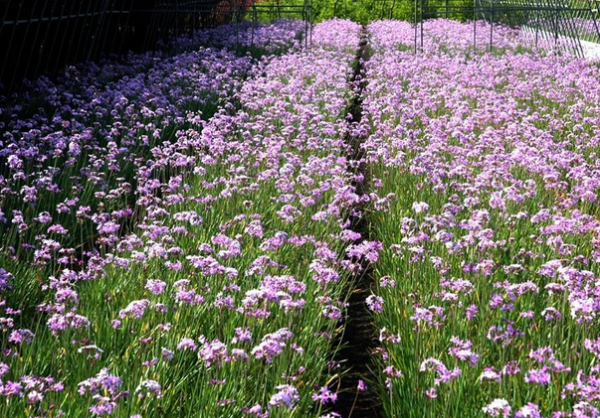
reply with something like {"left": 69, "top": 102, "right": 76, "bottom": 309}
{"left": 362, "top": 19, "right": 600, "bottom": 418}
{"left": 0, "top": 19, "right": 363, "bottom": 417}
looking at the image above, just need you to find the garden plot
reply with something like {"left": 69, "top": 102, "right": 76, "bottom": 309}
{"left": 0, "top": 19, "right": 362, "bottom": 418}
{"left": 362, "top": 19, "right": 600, "bottom": 418}
{"left": 3, "top": 15, "right": 600, "bottom": 418}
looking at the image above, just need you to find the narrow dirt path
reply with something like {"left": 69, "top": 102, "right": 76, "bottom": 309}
{"left": 335, "top": 28, "right": 381, "bottom": 418}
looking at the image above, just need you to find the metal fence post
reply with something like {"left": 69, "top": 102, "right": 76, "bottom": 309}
{"left": 554, "top": 6, "right": 558, "bottom": 53}
{"left": 420, "top": 0, "right": 424, "bottom": 50}
{"left": 473, "top": 0, "right": 477, "bottom": 53}
{"left": 535, "top": 11, "right": 539, "bottom": 48}
{"left": 490, "top": 0, "right": 494, "bottom": 52}
{"left": 414, "top": 0, "right": 418, "bottom": 53}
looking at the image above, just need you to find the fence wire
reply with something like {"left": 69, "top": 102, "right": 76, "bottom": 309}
{"left": 0, "top": 0, "right": 312, "bottom": 92}
{"left": 370, "top": 0, "right": 600, "bottom": 57}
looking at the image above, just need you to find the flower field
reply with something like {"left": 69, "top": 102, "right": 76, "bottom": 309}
{"left": 364, "top": 20, "right": 600, "bottom": 418}
{"left": 1, "top": 15, "right": 600, "bottom": 418}
{"left": 0, "top": 19, "right": 361, "bottom": 417}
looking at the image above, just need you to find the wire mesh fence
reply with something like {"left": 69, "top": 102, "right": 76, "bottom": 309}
{"left": 0, "top": 0, "right": 313, "bottom": 92}
{"left": 2, "top": 0, "right": 599, "bottom": 92}
{"left": 370, "top": 0, "right": 600, "bottom": 57}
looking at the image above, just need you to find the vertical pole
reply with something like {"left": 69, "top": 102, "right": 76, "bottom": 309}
{"left": 489, "top": 0, "right": 493, "bottom": 52}
{"left": 310, "top": 0, "right": 313, "bottom": 46}
{"left": 473, "top": 0, "right": 477, "bottom": 53}
{"left": 562, "top": 4, "right": 584, "bottom": 57}
{"left": 105, "top": 0, "right": 123, "bottom": 56}
{"left": 535, "top": 11, "right": 539, "bottom": 49}
{"left": 174, "top": 0, "right": 178, "bottom": 40}
{"left": 0, "top": 0, "right": 15, "bottom": 71}
{"left": 303, "top": 0, "right": 307, "bottom": 49}
{"left": 251, "top": 0, "right": 255, "bottom": 46}
{"left": 420, "top": 0, "right": 424, "bottom": 50}
{"left": 235, "top": 0, "right": 239, "bottom": 45}
{"left": 141, "top": 2, "right": 155, "bottom": 51}
{"left": 254, "top": 1, "right": 258, "bottom": 46}
{"left": 98, "top": 0, "right": 118, "bottom": 56}
{"left": 588, "top": 0, "right": 600, "bottom": 42}
{"left": 42, "top": 0, "right": 70, "bottom": 76}
{"left": 554, "top": 6, "right": 558, "bottom": 53}
{"left": 414, "top": 0, "right": 418, "bottom": 54}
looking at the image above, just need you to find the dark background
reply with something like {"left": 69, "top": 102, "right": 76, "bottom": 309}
{"left": 0, "top": 0, "right": 245, "bottom": 90}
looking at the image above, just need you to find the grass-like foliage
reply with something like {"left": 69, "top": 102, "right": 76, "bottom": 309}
{"left": 0, "top": 19, "right": 363, "bottom": 418}
{"left": 3, "top": 14, "right": 600, "bottom": 418}
{"left": 361, "top": 19, "right": 600, "bottom": 418}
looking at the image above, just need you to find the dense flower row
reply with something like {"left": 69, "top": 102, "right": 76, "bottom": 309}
{"left": 362, "top": 19, "right": 600, "bottom": 418}
{"left": 0, "top": 19, "right": 361, "bottom": 417}
{"left": 369, "top": 18, "right": 597, "bottom": 59}
{"left": 183, "top": 20, "right": 306, "bottom": 53}
{"left": 369, "top": 19, "right": 526, "bottom": 53}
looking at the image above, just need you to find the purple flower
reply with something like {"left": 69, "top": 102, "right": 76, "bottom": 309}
{"left": 479, "top": 367, "right": 502, "bottom": 382}
{"left": 482, "top": 399, "right": 511, "bottom": 417}
{"left": 242, "top": 403, "right": 269, "bottom": 417}
{"left": 232, "top": 327, "right": 252, "bottom": 344}
{"left": 524, "top": 368, "right": 551, "bottom": 386}
{"left": 145, "top": 279, "right": 167, "bottom": 295}
{"left": 47, "top": 313, "right": 90, "bottom": 335}
{"left": 465, "top": 304, "right": 478, "bottom": 320}
{"left": 98, "top": 221, "right": 120, "bottom": 235}
{"left": 0, "top": 269, "right": 13, "bottom": 292}
{"left": 78, "top": 369, "right": 126, "bottom": 415}
{"left": 161, "top": 347, "right": 174, "bottom": 360}
{"left": 136, "top": 380, "right": 162, "bottom": 398}
{"left": 515, "top": 403, "right": 542, "bottom": 418}
{"left": 252, "top": 328, "right": 293, "bottom": 363}
{"left": 177, "top": 337, "right": 198, "bottom": 351}
{"left": 448, "top": 336, "right": 479, "bottom": 366}
{"left": 357, "top": 379, "right": 368, "bottom": 392}
{"left": 346, "top": 240, "right": 383, "bottom": 262}
{"left": 199, "top": 339, "right": 228, "bottom": 368}
{"left": 424, "top": 387, "right": 437, "bottom": 399}
{"left": 501, "top": 360, "right": 521, "bottom": 376}
{"left": 8, "top": 328, "right": 35, "bottom": 344}
{"left": 269, "top": 384, "right": 299, "bottom": 409}
{"left": 119, "top": 299, "right": 151, "bottom": 320}
{"left": 311, "top": 386, "right": 337, "bottom": 404}
{"left": 366, "top": 295, "right": 385, "bottom": 312}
